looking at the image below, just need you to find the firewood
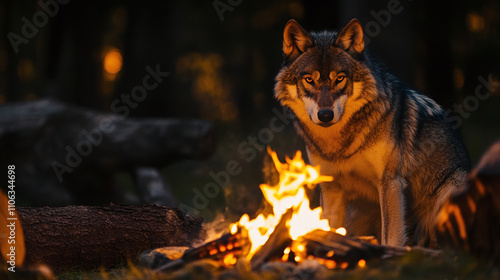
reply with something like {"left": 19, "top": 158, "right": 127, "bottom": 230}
{"left": 16, "top": 205, "right": 203, "bottom": 272}
{"left": 436, "top": 140, "right": 500, "bottom": 263}
{"left": 301, "top": 230, "right": 385, "bottom": 268}
{"left": 182, "top": 231, "right": 245, "bottom": 263}
{"left": 300, "top": 230, "right": 440, "bottom": 268}
{"left": 138, "top": 246, "right": 189, "bottom": 269}
{"left": 155, "top": 229, "right": 247, "bottom": 272}
{"left": 148, "top": 224, "right": 443, "bottom": 275}
{"left": 250, "top": 209, "right": 294, "bottom": 270}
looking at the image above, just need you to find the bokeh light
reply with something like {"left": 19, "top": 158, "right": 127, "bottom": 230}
{"left": 103, "top": 48, "right": 123, "bottom": 76}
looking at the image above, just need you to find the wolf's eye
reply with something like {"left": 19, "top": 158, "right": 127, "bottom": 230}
{"left": 304, "top": 77, "right": 314, "bottom": 84}
{"left": 336, "top": 75, "right": 346, "bottom": 83}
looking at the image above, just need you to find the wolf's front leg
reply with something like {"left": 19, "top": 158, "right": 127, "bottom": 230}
{"left": 379, "top": 177, "right": 407, "bottom": 246}
{"left": 320, "top": 181, "right": 346, "bottom": 229}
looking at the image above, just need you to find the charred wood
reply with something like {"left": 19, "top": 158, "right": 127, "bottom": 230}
{"left": 436, "top": 140, "right": 500, "bottom": 264}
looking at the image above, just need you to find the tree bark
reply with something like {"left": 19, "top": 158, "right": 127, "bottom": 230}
{"left": 16, "top": 205, "right": 203, "bottom": 272}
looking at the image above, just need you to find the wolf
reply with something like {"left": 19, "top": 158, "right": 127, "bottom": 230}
{"left": 274, "top": 19, "right": 470, "bottom": 247}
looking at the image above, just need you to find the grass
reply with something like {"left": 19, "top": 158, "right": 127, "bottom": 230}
{"left": 55, "top": 251, "right": 499, "bottom": 280}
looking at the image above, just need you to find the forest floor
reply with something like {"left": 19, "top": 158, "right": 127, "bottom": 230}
{"left": 56, "top": 250, "right": 499, "bottom": 280}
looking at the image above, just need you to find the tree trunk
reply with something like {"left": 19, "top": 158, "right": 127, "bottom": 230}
{"left": 16, "top": 205, "right": 203, "bottom": 272}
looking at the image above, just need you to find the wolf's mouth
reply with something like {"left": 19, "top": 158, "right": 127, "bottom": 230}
{"left": 318, "top": 122, "right": 333, "bottom": 127}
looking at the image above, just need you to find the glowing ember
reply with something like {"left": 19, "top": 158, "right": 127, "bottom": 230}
{"left": 223, "top": 253, "right": 238, "bottom": 266}
{"left": 325, "top": 260, "right": 336, "bottom": 269}
{"left": 231, "top": 147, "right": 341, "bottom": 260}
{"left": 230, "top": 223, "right": 238, "bottom": 235}
{"left": 282, "top": 247, "right": 291, "bottom": 261}
{"left": 335, "top": 227, "right": 347, "bottom": 236}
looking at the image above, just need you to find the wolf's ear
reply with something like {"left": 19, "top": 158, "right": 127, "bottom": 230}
{"left": 335, "top": 19, "right": 364, "bottom": 54}
{"left": 283, "top": 19, "right": 313, "bottom": 62}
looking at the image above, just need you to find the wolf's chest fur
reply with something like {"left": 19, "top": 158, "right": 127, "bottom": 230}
{"left": 306, "top": 129, "right": 393, "bottom": 202}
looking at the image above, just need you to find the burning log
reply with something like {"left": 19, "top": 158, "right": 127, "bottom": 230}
{"left": 154, "top": 229, "right": 246, "bottom": 272}
{"left": 148, "top": 226, "right": 439, "bottom": 273}
{"left": 436, "top": 140, "right": 500, "bottom": 263}
{"left": 249, "top": 209, "right": 294, "bottom": 270}
{"left": 299, "top": 230, "right": 384, "bottom": 268}
{"left": 147, "top": 149, "right": 440, "bottom": 275}
{"left": 181, "top": 230, "right": 245, "bottom": 265}
{"left": 138, "top": 246, "right": 190, "bottom": 270}
{"left": 17, "top": 205, "right": 203, "bottom": 272}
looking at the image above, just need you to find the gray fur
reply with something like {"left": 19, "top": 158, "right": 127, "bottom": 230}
{"left": 274, "top": 19, "right": 470, "bottom": 246}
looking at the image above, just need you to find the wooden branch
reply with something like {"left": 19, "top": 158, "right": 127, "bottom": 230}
{"left": 154, "top": 230, "right": 247, "bottom": 272}
{"left": 17, "top": 205, "right": 203, "bottom": 272}
{"left": 250, "top": 209, "right": 293, "bottom": 270}
{"left": 306, "top": 230, "right": 439, "bottom": 261}
{"left": 301, "top": 230, "right": 385, "bottom": 267}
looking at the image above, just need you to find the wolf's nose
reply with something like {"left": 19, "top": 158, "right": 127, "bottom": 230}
{"left": 318, "top": 109, "right": 334, "bottom": 123}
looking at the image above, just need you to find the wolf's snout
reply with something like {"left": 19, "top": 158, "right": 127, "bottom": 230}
{"left": 317, "top": 109, "right": 334, "bottom": 123}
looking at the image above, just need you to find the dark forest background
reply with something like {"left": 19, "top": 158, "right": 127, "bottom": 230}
{"left": 1, "top": 0, "right": 499, "bottom": 221}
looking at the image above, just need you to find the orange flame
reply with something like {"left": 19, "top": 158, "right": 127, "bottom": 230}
{"left": 232, "top": 147, "right": 340, "bottom": 260}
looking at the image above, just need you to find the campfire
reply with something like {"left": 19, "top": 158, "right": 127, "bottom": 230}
{"left": 152, "top": 148, "right": 436, "bottom": 274}
{"left": 230, "top": 148, "right": 347, "bottom": 267}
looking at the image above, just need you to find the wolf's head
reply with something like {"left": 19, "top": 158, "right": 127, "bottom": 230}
{"left": 275, "top": 19, "right": 376, "bottom": 128}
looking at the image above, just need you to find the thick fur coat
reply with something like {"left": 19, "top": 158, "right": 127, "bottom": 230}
{"left": 274, "top": 19, "right": 470, "bottom": 246}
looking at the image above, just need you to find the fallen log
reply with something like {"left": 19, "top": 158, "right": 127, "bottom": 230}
{"left": 0, "top": 99, "right": 215, "bottom": 206}
{"left": 17, "top": 205, "right": 203, "bottom": 272}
